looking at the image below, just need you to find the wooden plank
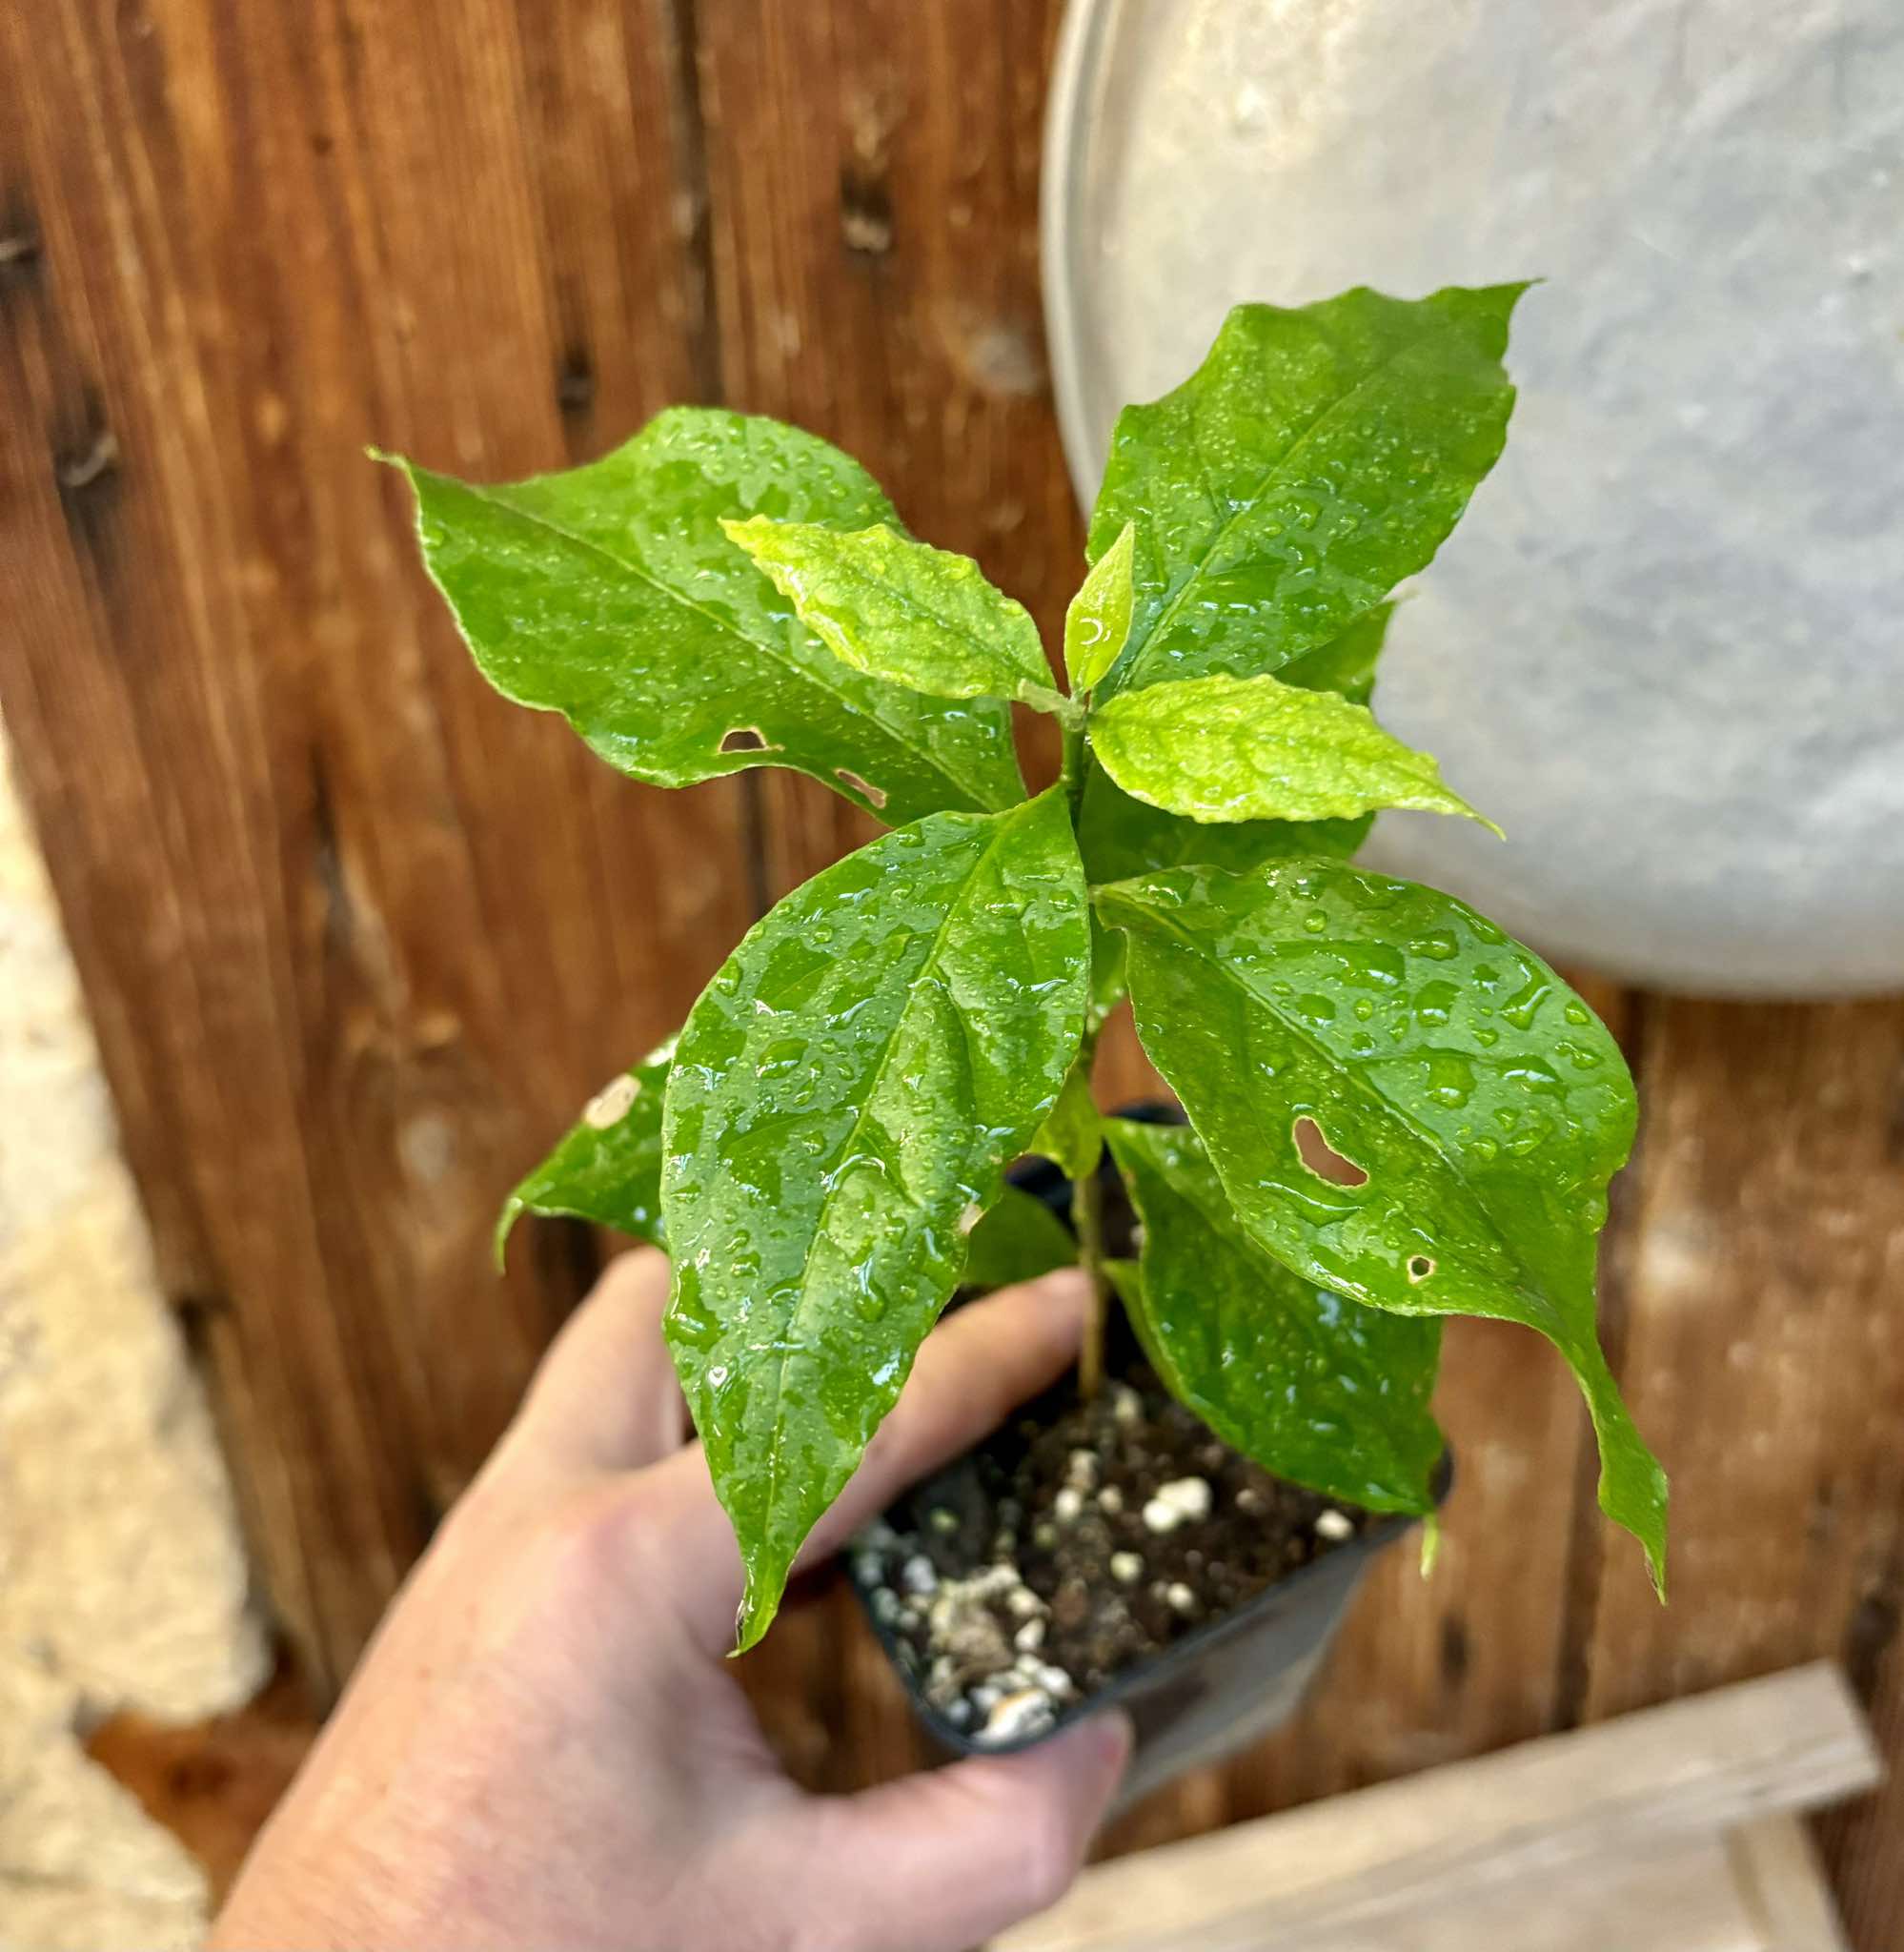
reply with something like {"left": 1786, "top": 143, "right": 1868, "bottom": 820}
{"left": 1269, "top": 1840, "right": 1763, "bottom": 1952}
{"left": 0, "top": 0, "right": 756, "bottom": 1697}
{"left": 999, "top": 1664, "right": 1878, "bottom": 1952}
{"left": 1731, "top": 1818, "right": 1853, "bottom": 1952}
{"left": 1570, "top": 1000, "right": 1904, "bottom": 1951}
{"left": 1033, "top": 1838, "right": 1772, "bottom": 1952}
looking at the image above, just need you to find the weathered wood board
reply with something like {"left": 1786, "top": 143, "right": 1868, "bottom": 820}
{"left": 2, "top": 3, "right": 1898, "bottom": 1943}
{"left": 1001, "top": 1667, "right": 1877, "bottom": 1952}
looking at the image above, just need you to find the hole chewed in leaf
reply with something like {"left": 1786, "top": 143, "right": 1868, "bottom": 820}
{"left": 719, "top": 726, "right": 773, "bottom": 754}
{"left": 835, "top": 767, "right": 889, "bottom": 811}
{"left": 1408, "top": 1254, "right": 1436, "bottom": 1284}
{"left": 1293, "top": 1115, "right": 1369, "bottom": 1190}
{"left": 582, "top": 1073, "right": 639, "bottom": 1129}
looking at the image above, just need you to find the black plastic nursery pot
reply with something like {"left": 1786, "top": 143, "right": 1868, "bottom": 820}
{"left": 848, "top": 1104, "right": 1448, "bottom": 1813}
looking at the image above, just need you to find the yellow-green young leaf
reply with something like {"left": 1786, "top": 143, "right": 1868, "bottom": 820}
{"left": 1029, "top": 1058, "right": 1102, "bottom": 1180}
{"left": 382, "top": 410, "right": 1023, "bottom": 824}
{"left": 963, "top": 1187, "right": 1076, "bottom": 1291}
{"left": 495, "top": 1036, "right": 677, "bottom": 1267}
{"left": 1090, "top": 672, "right": 1500, "bottom": 830}
{"left": 662, "top": 790, "right": 1088, "bottom": 1651}
{"left": 1063, "top": 520, "right": 1136, "bottom": 693}
{"left": 1075, "top": 606, "right": 1391, "bottom": 884}
{"left": 1097, "top": 860, "right": 1667, "bottom": 1592}
{"left": 722, "top": 518, "right": 1065, "bottom": 712}
{"left": 1103, "top": 1119, "right": 1443, "bottom": 1513}
{"left": 1088, "top": 285, "right": 1524, "bottom": 699}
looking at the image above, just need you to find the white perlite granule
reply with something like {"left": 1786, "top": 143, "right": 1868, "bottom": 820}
{"left": 1056, "top": 0, "right": 1904, "bottom": 994}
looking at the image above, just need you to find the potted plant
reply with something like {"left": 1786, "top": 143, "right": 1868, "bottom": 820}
{"left": 385, "top": 281, "right": 1667, "bottom": 1802}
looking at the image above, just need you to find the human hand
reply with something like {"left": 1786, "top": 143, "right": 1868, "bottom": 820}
{"left": 211, "top": 1250, "right": 1130, "bottom": 1951}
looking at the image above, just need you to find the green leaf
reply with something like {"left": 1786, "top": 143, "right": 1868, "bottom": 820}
{"left": 662, "top": 789, "right": 1089, "bottom": 1649}
{"left": 1097, "top": 860, "right": 1667, "bottom": 1591}
{"left": 1091, "top": 672, "right": 1499, "bottom": 830}
{"left": 1279, "top": 600, "right": 1392, "bottom": 706}
{"left": 722, "top": 517, "right": 1065, "bottom": 713}
{"left": 1104, "top": 1119, "right": 1443, "bottom": 1513}
{"left": 962, "top": 1187, "right": 1077, "bottom": 1291}
{"left": 1086, "top": 915, "right": 1129, "bottom": 1030}
{"left": 1075, "top": 604, "right": 1389, "bottom": 884}
{"left": 383, "top": 410, "right": 1024, "bottom": 824}
{"left": 1078, "top": 765, "right": 1368, "bottom": 886}
{"left": 1063, "top": 520, "right": 1136, "bottom": 693}
{"left": 495, "top": 1036, "right": 676, "bottom": 1267}
{"left": 1029, "top": 1058, "right": 1102, "bottom": 1180}
{"left": 1087, "top": 284, "right": 1525, "bottom": 699}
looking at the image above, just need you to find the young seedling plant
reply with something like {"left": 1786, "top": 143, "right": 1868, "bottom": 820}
{"left": 389, "top": 282, "right": 1667, "bottom": 1676}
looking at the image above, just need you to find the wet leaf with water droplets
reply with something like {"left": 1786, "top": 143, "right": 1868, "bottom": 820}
{"left": 381, "top": 411, "right": 1023, "bottom": 824}
{"left": 1075, "top": 604, "right": 1389, "bottom": 884}
{"left": 1079, "top": 764, "right": 1370, "bottom": 885}
{"left": 1063, "top": 520, "right": 1136, "bottom": 693}
{"left": 1104, "top": 1119, "right": 1442, "bottom": 1513}
{"left": 662, "top": 789, "right": 1089, "bottom": 1650}
{"left": 1091, "top": 671, "right": 1499, "bottom": 830}
{"left": 1086, "top": 285, "right": 1525, "bottom": 699}
{"left": 1276, "top": 600, "right": 1391, "bottom": 706}
{"left": 495, "top": 1036, "right": 677, "bottom": 1265}
{"left": 1096, "top": 859, "right": 1667, "bottom": 1591}
{"left": 722, "top": 517, "right": 1064, "bottom": 712}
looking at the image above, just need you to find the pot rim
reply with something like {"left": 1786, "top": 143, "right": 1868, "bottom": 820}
{"left": 847, "top": 1465, "right": 1445, "bottom": 1759}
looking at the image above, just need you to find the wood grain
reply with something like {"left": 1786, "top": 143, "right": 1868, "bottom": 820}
{"left": 1001, "top": 1665, "right": 1876, "bottom": 1952}
{"left": 1573, "top": 999, "right": 1904, "bottom": 1941}
{"left": 3, "top": 4, "right": 1900, "bottom": 1946}
{"left": 1732, "top": 1817, "right": 1855, "bottom": 1952}
{"left": 0, "top": 0, "right": 757, "bottom": 1692}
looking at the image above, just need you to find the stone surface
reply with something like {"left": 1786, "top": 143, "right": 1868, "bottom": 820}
{"left": 1049, "top": 0, "right": 1904, "bottom": 995}
{"left": 0, "top": 722, "right": 268, "bottom": 1950}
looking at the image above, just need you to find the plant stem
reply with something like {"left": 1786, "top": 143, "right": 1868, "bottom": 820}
{"left": 1062, "top": 713, "right": 1110, "bottom": 1398}
{"left": 1073, "top": 1161, "right": 1111, "bottom": 1399}
{"left": 1060, "top": 707, "right": 1089, "bottom": 818}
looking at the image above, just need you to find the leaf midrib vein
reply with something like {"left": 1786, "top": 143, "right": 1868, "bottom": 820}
{"left": 464, "top": 481, "right": 1006, "bottom": 809}
{"left": 1121, "top": 313, "right": 1469, "bottom": 689}
{"left": 821, "top": 546, "right": 1052, "bottom": 699}
{"left": 754, "top": 817, "right": 1016, "bottom": 1560}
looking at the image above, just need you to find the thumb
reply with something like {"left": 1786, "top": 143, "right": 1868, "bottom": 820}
{"left": 796, "top": 1712, "right": 1131, "bottom": 1952}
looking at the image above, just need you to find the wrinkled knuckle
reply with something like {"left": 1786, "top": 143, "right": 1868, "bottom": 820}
{"left": 505, "top": 1480, "right": 664, "bottom": 1631}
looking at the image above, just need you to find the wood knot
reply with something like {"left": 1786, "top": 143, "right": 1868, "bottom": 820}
{"left": 938, "top": 303, "right": 1047, "bottom": 399}
{"left": 55, "top": 421, "right": 119, "bottom": 493}
{"left": 0, "top": 187, "right": 41, "bottom": 295}
{"left": 840, "top": 167, "right": 894, "bottom": 255}
{"left": 554, "top": 345, "right": 596, "bottom": 417}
